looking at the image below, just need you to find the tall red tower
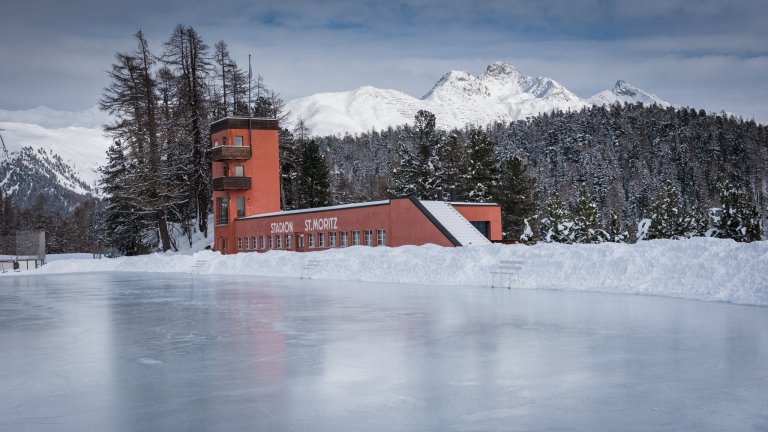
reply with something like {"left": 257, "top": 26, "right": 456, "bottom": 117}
{"left": 210, "top": 117, "right": 280, "bottom": 252}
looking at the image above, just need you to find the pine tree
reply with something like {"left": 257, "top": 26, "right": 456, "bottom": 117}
{"left": 607, "top": 210, "right": 628, "bottom": 243}
{"left": 162, "top": 25, "right": 212, "bottom": 238}
{"left": 495, "top": 156, "right": 538, "bottom": 239}
{"left": 539, "top": 194, "right": 574, "bottom": 243}
{"left": 99, "top": 141, "right": 153, "bottom": 255}
{"left": 709, "top": 180, "right": 762, "bottom": 242}
{"left": 435, "top": 131, "right": 467, "bottom": 198}
{"left": 464, "top": 127, "right": 499, "bottom": 202}
{"left": 571, "top": 185, "right": 609, "bottom": 243}
{"left": 99, "top": 30, "right": 174, "bottom": 252}
{"left": 296, "top": 139, "right": 331, "bottom": 208}
{"left": 389, "top": 110, "right": 442, "bottom": 199}
{"left": 645, "top": 181, "right": 703, "bottom": 240}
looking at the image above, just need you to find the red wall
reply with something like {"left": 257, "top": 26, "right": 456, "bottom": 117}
{"left": 451, "top": 204, "right": 502, "bottom": 241}
{"left": 216, "top": 198, "right": 455, "bottom": 254}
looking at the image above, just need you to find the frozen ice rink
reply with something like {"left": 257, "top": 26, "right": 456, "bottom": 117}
{"left": 1, "top": 272, "right": 767, "bottom": 431}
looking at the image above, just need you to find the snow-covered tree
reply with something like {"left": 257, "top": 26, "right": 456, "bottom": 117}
{"left": 463, "top": 127, "right": 498, "bottom": 202}
{"left": 644, "top": 181, "right": 704, "bottom": 240}
{"left": 571, "top": 185, "right": 609, "bottom": 243}
{"left": 539, "top": 194, "right": 574, "bottom": 243}
{"left": 496, "top": 156, "right": 538, "bottom": 240}
{"left": 709, "top": 180, "right": 762, "bottom": 242}
{"left": 607, "top": 210, "right": 628, "bottom": 243}
{"left": 389, "top": 110, "right": 442, "bottom": 199}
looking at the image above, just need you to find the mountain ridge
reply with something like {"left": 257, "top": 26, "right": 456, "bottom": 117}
{"left": 286, "top": 62, "right": 671, "bottom": 136}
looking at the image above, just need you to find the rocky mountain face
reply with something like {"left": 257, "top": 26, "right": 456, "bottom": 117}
{"left": 0, "top": 146, "right": 94, "bottom": 212}
{"left": 285, "top": 62, "right": 670, "bottom": 136}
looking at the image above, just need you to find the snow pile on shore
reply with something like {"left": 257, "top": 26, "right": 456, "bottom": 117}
{"left": 19, "top": 237, "right": 768, "bottom": 306}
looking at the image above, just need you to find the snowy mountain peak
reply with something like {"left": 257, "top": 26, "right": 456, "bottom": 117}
{"left": 589, "top": 80, "right": 671, "bottom": 108}
{"left": 613, "top": 79, "right": 636, "bottom": 96}
{"left": 422, "top": 70, "right": 486, "bottom": 100}
{"left": 285, "top": 62, "right": 673, "bottom": 136}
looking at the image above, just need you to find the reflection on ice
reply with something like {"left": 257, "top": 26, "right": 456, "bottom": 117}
{"left": 1, "top": 273, "right": 767, "bottom": 432}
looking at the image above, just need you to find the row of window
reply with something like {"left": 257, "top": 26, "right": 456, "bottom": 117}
{"left": 213, "top": 135, "right": 245, "bottom": 147}
{"left": 227, "top": 229, "right": 387, "bottom": 251}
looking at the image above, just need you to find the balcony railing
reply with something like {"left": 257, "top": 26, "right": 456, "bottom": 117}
{"left": 211, "top": 146, "right": 251, "bottom": 161}
{"left": 212, "top": 176, "right": 251, "bottom": 191}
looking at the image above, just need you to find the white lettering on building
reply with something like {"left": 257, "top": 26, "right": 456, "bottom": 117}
{"left": 270, "top": 221, "right": 294, "bottom": 234}
{"left": 304, "top": 217, "right": 338, "bottom": 232}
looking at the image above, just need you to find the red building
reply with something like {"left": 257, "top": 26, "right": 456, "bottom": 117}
{"left": 211, "top": 117, "right": 502, "bottom": 254}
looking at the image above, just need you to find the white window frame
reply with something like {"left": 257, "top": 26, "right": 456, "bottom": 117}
{"left": 329, "top": 232, "right": 337, "bottom": 247}
{"left": 277, "top": 234, "right": 282, "bottom": 249}
{"left": 318, "top": 232, "right": 325, "bottom": 248}
{"left": 341, "top": 231, "right": 348, "bottom": 247}
{"left": 237, "top": 237, "right": 242, "bottom": 250}
{"left": 377, "top": 229, "right": 386, "bottom": 246}
{"left": 309, "top": 233, "right": 315, "bottom": 248}
{"left": 352, "top": 231, "right": 360, "bottom": 246}
{"left": 286, "top": 235, "right": 292, "bottom": 249}
{"left": 269, "top": 236, "right": 274, "bottom": 249}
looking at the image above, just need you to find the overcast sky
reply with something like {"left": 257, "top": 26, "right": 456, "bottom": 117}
{"left": 1, "top": 0, "right": 766, "bottom": 121}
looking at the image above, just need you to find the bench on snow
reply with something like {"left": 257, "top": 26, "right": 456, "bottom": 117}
{"left": 300, "top": 259, "right": 322, "bottom": 279}
{"left": 190, "top": 259, "right": 207, "bottom": 274}
{"left": 490, "top": 260, "right": 526, "bottom": 289}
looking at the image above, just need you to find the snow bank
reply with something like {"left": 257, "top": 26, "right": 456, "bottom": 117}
{"left": 12, "top": 237, "right": 767, "bottom": 306}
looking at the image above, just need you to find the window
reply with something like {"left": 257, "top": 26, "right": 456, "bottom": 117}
{"left": 237, "top": 237, "right": 243, "bottom": 250}
{"left": 352, "top": 231, "right": 360, "bottom": 246}
{"left": 221, "top": 237, "right": 228, "bottom": 251}
{"left": 364, "top": 230, "right": 373, "bottom": 246}
{"left": 341, "top": 232, "right": 348, "bottom": 247}
{"left": 235, "top": 165, "right": 244, "bottom": 177}
{"left": 245, "top": 236, "right": 250, "bottom": 250}
{"left": 318, "top": 232, "right": 325, "bottom": 248}
{"left": 252, "top": 236, "right": 257, "bottom": 250}
{"left": 309, "top": 233, "right": 315, "bottom": 248}
{"left": 213, "top": 139, "right": 219, "bottom": 147}
{"left": 260, "top": 236, "right": 266, "bottom": 250}
{"left": 236, "top": 196, "right": 245, "bottom": 218}
{"left": 298, "top": 234, "right": 305, "bottom": 248}
{"left": 377, "top": 229, "right": 386, "bottom": 246}
{"left": 277, "top": 234, "right": 283, "bottom": 249}
{"left": 286, "top": 235, "right": 292, "bottom": 249}
{"left": 217, "top": 197, "right": 228, "bottom": 225}
{"left": 329, "top": 232, "right": 337, "bottom": 247}
{"left": 269, "top": 236, "right": 274, "bottom": 249}
{"left": 234, "top": 135, "right": 243, "bottom": 147}
{"left": 222, "top": 136, "right": 227, "bottom": 146}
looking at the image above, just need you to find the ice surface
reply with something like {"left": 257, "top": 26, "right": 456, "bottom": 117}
{"left": 1, "top": 273, "right": 767, "bottom": 431}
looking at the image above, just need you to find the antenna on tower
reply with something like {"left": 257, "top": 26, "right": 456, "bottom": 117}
{"left": 248, "top": 54, "right": 252, "bottom": 147}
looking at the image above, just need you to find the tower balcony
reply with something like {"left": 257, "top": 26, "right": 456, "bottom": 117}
{"left": 212, "top": 146, "right": 252, "bottom": 161}
{"left": 212, "top": 176, "right": 251, "bottom": 191}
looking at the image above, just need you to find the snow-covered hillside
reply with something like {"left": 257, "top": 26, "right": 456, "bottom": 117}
{"left": 285, "top": 62, "right": 671, "bottom": 136}
{"left": 0, "top": 115, "right": 110, "bottom": 189}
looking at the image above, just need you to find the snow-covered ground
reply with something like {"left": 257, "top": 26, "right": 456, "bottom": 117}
{"left": 9, "top": 238, "right": 767, "bottom": 307}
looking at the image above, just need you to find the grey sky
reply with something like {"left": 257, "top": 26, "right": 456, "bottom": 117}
{"left": 1, "top": 0, "right": 766, "bottom": 121}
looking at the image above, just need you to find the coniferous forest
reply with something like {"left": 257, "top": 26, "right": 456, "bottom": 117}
{"left": 2, "top": 26, "right": 766, "bottom": 254}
